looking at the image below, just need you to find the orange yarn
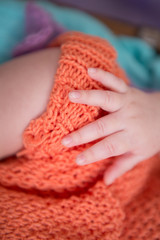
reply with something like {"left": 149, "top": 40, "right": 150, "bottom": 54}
{"left": 0, "top": 31, "right": 160, "bottom": 240}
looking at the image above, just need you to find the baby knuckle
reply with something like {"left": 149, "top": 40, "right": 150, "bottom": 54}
{"left": 75, "top": 130, "right": 84, "bottom": 144}
{"left": 104, "top": 91, "right": 112, "bottom": 106}
{"left": 84, "top": 90, "right": 89, "bottom": 98}
{"left": 103, "top": 140, "right": 115, "bottom": 156}
{"left": 96, "top": 119, "right": 106, "bottom": 136}
{"left": 87, "top": 148, "right": 96, "bottom": 161}
{"left": 86, "top": 90, "right": 93, "bottom": 101}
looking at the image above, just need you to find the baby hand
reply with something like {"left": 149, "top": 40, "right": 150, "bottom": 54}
{"left": 61, "top": 68, "right": 160, "bottom": 185}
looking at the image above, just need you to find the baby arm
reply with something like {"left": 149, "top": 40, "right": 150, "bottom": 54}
{"left": 0, "top": 47, "right": 61, "bottom": 159}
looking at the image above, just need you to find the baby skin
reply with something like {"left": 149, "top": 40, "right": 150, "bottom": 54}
{"left": 1, "top": 48, "right": 160, "bottom": 185}
{"left": 0, "top": 47, "right": 61, "bottom": 159}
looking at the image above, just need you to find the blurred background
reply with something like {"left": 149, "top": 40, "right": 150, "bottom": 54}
{"left": 1, "top": 0, "right": 160, "bottom": 90}
{"left": 52, "top": 0, "right": 160, "bottom": 51}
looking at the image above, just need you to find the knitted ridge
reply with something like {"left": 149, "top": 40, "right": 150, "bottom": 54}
{"left": 0, "top": 31, "right": 160, "bottom": 239}
{"left": 120, "top": 175, "right": 160, "bottom": 240}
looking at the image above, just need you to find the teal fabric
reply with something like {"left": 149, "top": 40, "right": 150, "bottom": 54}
{"left": 0, "top": 0, "right": 160, "bottom": 90}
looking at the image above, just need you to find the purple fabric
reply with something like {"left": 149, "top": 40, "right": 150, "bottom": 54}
{"left": 13, "top": 2, "right": 66, "bottom": 57}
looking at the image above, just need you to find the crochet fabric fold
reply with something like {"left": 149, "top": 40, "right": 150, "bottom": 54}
{"left": 0, "top": 31, "right": 160, "bottom": 240}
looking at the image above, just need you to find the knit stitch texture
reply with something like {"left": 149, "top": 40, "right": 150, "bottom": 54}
{"left": 0, "top": 31, "right": 160, "bottom": 240}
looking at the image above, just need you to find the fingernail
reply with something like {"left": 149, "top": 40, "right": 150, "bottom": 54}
{"left": 105, "top": 178, "right": 114, "bottom": 185}
{"left": 88, "top": 68, "right": 97, "bottom": 74}
{"left": 104, "top": 175, "right": 115, "bottom": 185}
{"left": 76, "top": 154, "right": 86, "bottom": 165}
{"left": 61, "top": 136, "right": 72, "bottom": 146}
{"left": 69, "top": 91, "right": 81, "bottom": 99}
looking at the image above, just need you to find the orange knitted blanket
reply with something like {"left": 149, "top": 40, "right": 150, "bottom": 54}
{"left": 0, "top": 31, "right": 160, "bottom": 240}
